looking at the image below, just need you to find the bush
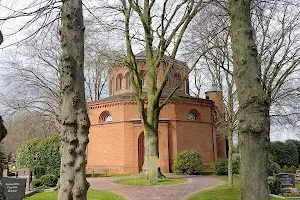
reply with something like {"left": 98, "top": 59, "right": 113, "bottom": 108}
{"left": 268, "top": 178, "right": 281, "bottom": 195}
{"left": 40, "top": 174, "right": 58, "bottom": 187}
{"left": 232, "top": 157, "right": 240, "bottom": 175}
{"left": 173, "top": 149, "right": 203, "bottom": 175}
{"left": 32, "top": 165, "right": 46, "bottom": 179}
{"left": 31, "top": 178, "right": 43, "bottom": 188}
{"left": 214, "top": 158, "right": 228, "bottom": 175}
{"left": 280, "top": 165, "right": 297, "bottom": 173}
{"left": 16, "top": 134, "right": 60, "bottom": 177}
{"left": 270, "top": 141, "right": 299, "bottom": 167}
{"left": 214, "top": 157, "right": 240, "bottom": 175}
{"left": 268, "top": 155, "right": 280, "bottom": 175}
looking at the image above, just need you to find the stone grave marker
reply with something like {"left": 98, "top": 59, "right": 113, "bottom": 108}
{"left": 0, "top": 177, "right": 26, "bottom": 200}
{"left": 18, "top": 168, "right": 30, "bottom": 192}
{"left": 3, "top": 169, "right": 7, "bottom": 177}
{"left": 275, "top": 173, "right": 296, "bottom": 192}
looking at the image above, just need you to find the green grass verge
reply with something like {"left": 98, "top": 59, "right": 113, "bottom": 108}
{"left": 24, "top": 189, "right": 124, "bottom": 200}
{"left": 188, "top": 176, "right": 293, "bottom": 200}
{"left": 114, "top": 177, "right": 187, "bottom": 186}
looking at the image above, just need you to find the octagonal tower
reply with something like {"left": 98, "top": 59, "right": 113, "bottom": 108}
{"left": 86, "top": 52, "right": 226, "bottom": 174}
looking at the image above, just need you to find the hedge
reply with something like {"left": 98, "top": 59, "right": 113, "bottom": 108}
{"left": 16, "top": 134, "right": 60, "bottom": 177}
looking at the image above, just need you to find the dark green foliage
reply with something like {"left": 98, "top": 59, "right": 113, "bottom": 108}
{"left": 0, "top": 145, "right": 7, "bottom": 170}
{"left": 286, "top": 140, "right": 300, "bottom": 165}
{"left": 214, "top": 158, "right": 240, "bottom": 175}
{"left": 31, "top": 178, "right": 43, "bottom": 188}
{"left": 214, "top": 158, "right": 228, "bottom": 175}
{"left": 270, "top": 141, "right": 299, "bottom": 167}
{"left": 280, "top": 165, "right": 297, "bottom": 173}
{"left": 232, "top": 157, "right": 240, "bottom": 175}
{"left": 33, "top": 165, "right": 46, "bottom": 179}
{"left": 173, "top": 149, "right": 203, "bottom": 175}
{"left": 268, "top": 155, "right": 280, "bottom": 175}
{"left": 16, "top": 134, "right": 60, "bottom": 177}
{"left": 268, "top": 178, "right": 281, "bottom": 195}
{"left": 40, "top": 174, "right": 58, "bottom": 187}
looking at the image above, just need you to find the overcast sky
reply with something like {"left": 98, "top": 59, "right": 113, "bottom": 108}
{"left": 0, "top": 0, "right": 299, "bottom": 142}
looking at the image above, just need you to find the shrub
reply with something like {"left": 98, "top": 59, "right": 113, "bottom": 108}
{"left": 268, "top": 178, "right": 281, "bottom": 195}
{"left": 280, "top": 165, "right": 297, "bottom": 173}
{"left": 232, "top": 157, "right": 240, "bottom": 175}
{"left": 31, "top": 178, "right": 43, "bottom": 188}
{"left": 16, "top": 134, "right": 60, "bottom": 177}
{"left": 213, "top": 157, "right": 240, "bottom": 175}
{"left": 270, "top": 141, "right": 299, "bottom": 167}
{"left": 214, "top": 158, "right": 228, "bottom": 175}
{"left": 268, "top": 155, "right": 280, "bottom": 175}
{"left": 32, "top": 165, "right": 46, "bottom": 179}
{"left": 289, "top": 165, "right": 297, "bottom": 173}
{"left": 40, "top": 174, "right": 58, "bottom": 187}
{"left": 173, "top": 149, "right": 203, "bottom": 175}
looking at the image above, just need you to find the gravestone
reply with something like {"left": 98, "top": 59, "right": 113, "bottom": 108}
{"left": 0, "top": 177, "right": 26, "bottom": 200}
{"left": 275, "top": 173, "right": 296, "bottom": 193}
{"left": 17, "top": 168, "right": 30, "bottom": 192}
{"left": 3, "top": 169, "right": 7, "bottom": 177}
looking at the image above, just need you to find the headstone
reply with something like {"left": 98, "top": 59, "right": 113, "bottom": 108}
{"left": 18, "top": 168, "right": 30, "bottom": 192}
{"left": 275, "top": 173, "right": 296, "bottom": 188}
{"left": 0, "top": 177, "right": 26, "bottom": 200}
{"left": 3, "top": 169, "right": 7, "bottom": 177}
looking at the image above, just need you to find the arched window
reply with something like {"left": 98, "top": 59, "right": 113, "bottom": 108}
{"left": 116, "top": 73, "right": 123, "bottom": 90}
{"left": 187, "top": 109, "right": 200, "bottom": 121}
{"left": 187, "top": 113, "right": 196, "bottom": 120}
{"left": 185, "top": 79, "right": 189, "bottom": 95}
{"left": 99, "top": 111, "right": 112, "bottom": 123}
{"left": 140, "top": 70, "right": 146, "bottom": 88}
{"left": 125, "top": 72, "right": 130, "bottom": 89}
{"left": 174, "top": 73, "right": 181, "bottom": 87}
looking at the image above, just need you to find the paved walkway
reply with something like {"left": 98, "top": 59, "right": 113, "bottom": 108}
{"left": 88, "top": 175, "right": 223, "bottom": 200}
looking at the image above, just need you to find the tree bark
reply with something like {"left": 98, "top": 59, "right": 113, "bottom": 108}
{"left": 229, "top": 1, "right": 270, "bottom": 200}
{"left": 227, "top": 126, "right": 233, "bottom": 188}
{"left": 58, "top": 0, "right": 90, "bottom": 199}
{"left": 0, "top": 31, "right": 3, "bottom": 45}
{"left": 0, "top": 116, "right": 7, "bottom": 200}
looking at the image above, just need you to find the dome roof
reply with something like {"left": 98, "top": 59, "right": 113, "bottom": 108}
{"left": 205, "top": 83, "right": 221, "bottom": 93}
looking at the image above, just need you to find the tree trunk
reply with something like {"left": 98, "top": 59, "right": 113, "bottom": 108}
{"left": 0, "top": 31, "right": 3, "bottom": 45}
{"left": 58, "top": 0, "right": 90, "bottom": 200}
{"left": 142, "top": 104, "right": 161, "bottom": 182}
{"left": 0, "top": 116, "right": 7, "bottom": 200}
{"left": 227, "top": 128, "right": 233, "bottom": 188}
{"left": 229, "top": 1, "right": 270, "bottom": 200}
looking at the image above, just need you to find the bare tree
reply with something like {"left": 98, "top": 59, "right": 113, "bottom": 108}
{"left": 115, "top": 0, "right": 211, "bottom": 181}
{"left": 1, "top": 113, "right": 53, "bottom": 158}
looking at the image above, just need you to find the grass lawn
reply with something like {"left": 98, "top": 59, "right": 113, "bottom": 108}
{"left": 114, "top": 177, "right": 187, "bottom": 186}
{"left": 24, "top": 189, "right": 124, "bottom": 200}
{"left": 188, "top": 176, "right": 296, "bottom": 200}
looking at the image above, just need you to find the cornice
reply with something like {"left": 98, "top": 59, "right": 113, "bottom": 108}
{"left": 88, "top": 97, "right": 212, "bottom": 110}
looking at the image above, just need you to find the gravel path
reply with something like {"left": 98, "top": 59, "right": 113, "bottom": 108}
{"left": 88, "top": 175, "right": 223, "bottom": 200}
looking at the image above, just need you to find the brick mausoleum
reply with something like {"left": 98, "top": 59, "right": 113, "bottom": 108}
{"left": 86, "top": 52, "right": 227, "bottom": 174}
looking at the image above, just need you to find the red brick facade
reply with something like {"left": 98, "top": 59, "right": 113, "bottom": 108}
{"left": 86, "top": 57, "right": 226, "bottom": 174}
